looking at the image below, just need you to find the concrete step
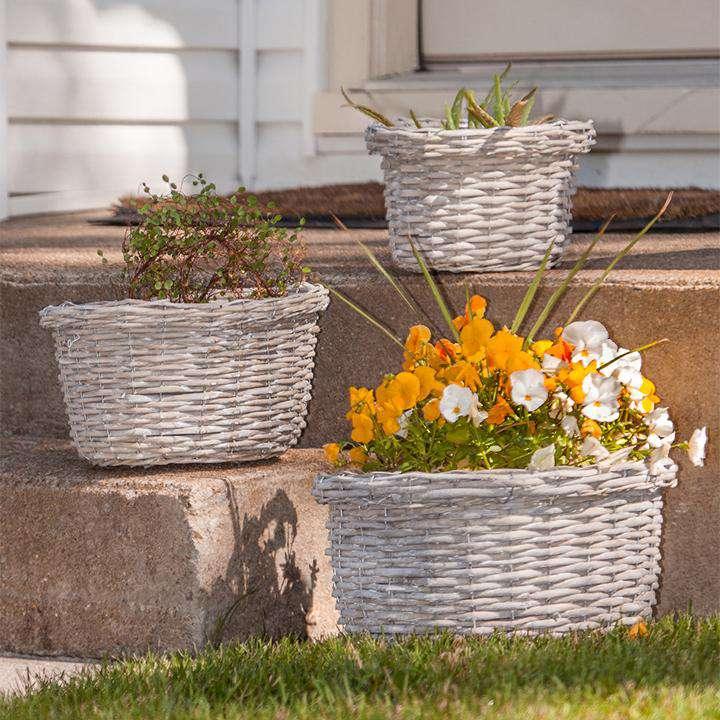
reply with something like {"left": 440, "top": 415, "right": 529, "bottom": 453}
{"left": 0, "top": 437, "right": 337, "bottom": 658}
{"left": 2, "top": 210, "right": 718, "bottom": 446}
{"left": 0, "top": 654, "right": 94, "bottom": 696}
{"left": 0, "top": 435, "right": 718, "bottom": 660}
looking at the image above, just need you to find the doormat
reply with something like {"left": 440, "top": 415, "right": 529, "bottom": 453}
{"left": 106, "top": 184, "right": 719, "bottom": 232}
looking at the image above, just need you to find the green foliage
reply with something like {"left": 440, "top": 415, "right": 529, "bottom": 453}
{"left": 120, "top": 174, "right": 307, "bottom": 302}
{"left": 1, "top": 615, "right": 718, "bottom": 719}
{"left": 344, "top": 63, "right": 553, "bottom": 130}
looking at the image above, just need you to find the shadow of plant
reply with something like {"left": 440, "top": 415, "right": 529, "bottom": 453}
{"left": 208, "top": 481, "right": 319, "bottom": 645}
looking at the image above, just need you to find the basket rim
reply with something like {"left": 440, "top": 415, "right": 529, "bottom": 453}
{"left": 39, "top": 281, "right": 328, "bottom": 322}
{"left": 366, "top": 118, "right": 595, "bottom": 142}
{"left": 314, "top": 459, "right": 678, "bottom": 500}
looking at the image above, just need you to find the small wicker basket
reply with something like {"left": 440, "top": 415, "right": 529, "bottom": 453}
{"left": 366, "top": 119, "right": 596, "bottom": 273}
{"left": 313, "top": 461, "right": 676, "bottom": 635}
{"left": 40, "top": 283, "right": 328, "bottom": 467}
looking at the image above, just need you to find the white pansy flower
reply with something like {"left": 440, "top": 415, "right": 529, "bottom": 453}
{"left": 603, "top": 348, "right": 642, "bottom": 382}
{"left": 542, "top": 353, "right": 564, "bottom": 373}
{"left": 581, "top": 435, "right": 610, "bottom": 461}
{"left": 469, "top": 401, "right": 489, "bottom": 428}
{"left": 509, "top": 369, "right": 548, "bottom": 411}
{"left": 549, "top": 390, "right": 575, "bottom": 419}
{"left": 439, "top": 384, "right": 474, "bottom": 423}
{"left": 688, "top": 427, "right": 707, "bottom": 467}
{"left": 580, "top": 373, "right": 621, "bottom": 422}
{"left": 643, "top": 407, "right": 675, "bottom": 448}
{"left": 396, "top": 410, "right": 412, "bottom": 439}
{"left": 561, "top": 415, "right": 580, "bottom": 437}
{"left": 529, "top": 444, "right": 556, "bottom": 470}
{"left": 563, "top": 321, "right": 618, "bottom": 368}
{"left": 648, "top": 442, "right": 678, "bottom": 476}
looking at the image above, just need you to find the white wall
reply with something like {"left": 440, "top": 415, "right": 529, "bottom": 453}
{"left": 2, "top": 0, "right": 380, "bottom": 216}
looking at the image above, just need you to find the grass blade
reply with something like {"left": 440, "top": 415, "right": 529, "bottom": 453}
{"left": 510, "top": 240, "right": 556, "bottom": 333}
{"left": 481, "top": 61, "right": 512, "bottom": 107}
{"left": 451, "top": 87, "right": 466, "bottom": 127}
{"left": 341, "top": 87, "right": 394, "bottom": 127}
{"left": 492, "top": 74, "right": 506, "bottom": 125}
{"left": 407, "top": 236, "right": 459, "bottom": 340}
{"left": 409, "top": 109, "right": 422, "bottom": 128}
{"left": 327, "top": 285, "right": 404, "bottom": 348}
{"left": 566, "top": 193, "right": 673, "bottom": 324}
{"left": 525, "top": 214, "right": 614, "bottom": 343}
{"left": 597, "top": 338, "right": 669, "bottom": 372}
{"left": 506, "top": 88, "right": 537, "bottom": 127}
{"left": 530, "top": 114, "right": 555, "bottom": 125}
{"left": 464, "top": 90, "right": 498, "bottom": 127}
{"left": 443, "top": 103, "right": 456, "bottom": 130}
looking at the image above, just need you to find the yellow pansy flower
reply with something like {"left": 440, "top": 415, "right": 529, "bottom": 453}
{"left": 350, "top": 413, "right": 374, "bottom": 444}
{"left": 348, "top": 386, "right": 375, "bottom": 416}
{"left": 487, "top": 396, "right": 513, "bottom": 425}
{"left": 413, "top": 365, "right": 443, "bottom": 401}
{"left": 486, "top": 329, "right": 524, "bottom": 371}
{"left": 348, "top": 446, "right": 369, "bottom": 466}
{"left": 460, "top": 316, "right": 494, "bottom": 362}
{"left": 453, "top": 294, "right": 488, "bottom": 330}
{"left": 422, "top": 398, "right": 441, "bottom": 421}
{"left": 403, "top": 324, "right": 433, "bottom": 370}
{"left": 323, "top": 443, "right": 341, "bottom": 464}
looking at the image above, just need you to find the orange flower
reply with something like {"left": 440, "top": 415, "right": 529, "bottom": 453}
{"left": 506, "top": 350, "right": 540, "bottom": 374}
{"left": 403, "top": 324, "right": 433, "bottom": 370}
{"left": 434, "top": 338, "right": 461, "bottom": 365}
{"left": 423, "top": 398, "right": 441, "bottom": 421}
{"left": 347, "top": 386, "right": 375, "bottom": 416}
{"left": 441, "top": 360, "right": 481, "bottom": 391}
{"left": 452, "top": 294, "right": 488, "bottom": 330}
{"left": 628, "top": 620, "right": 649, "bottom": 639}
{"left": 558, "top": 361, "right": 598, "bottom": 403}
{"left": 544, "top": 376, "right": 558, "bottom": 392}
{"left": 460, "top": 316, "right": 494, "bottom": 362}
{"left": 349, "top": 413, "right": 374, "bottom": 444}
{"left": 486, "top": 329, "right": 524, "bottom": 371}
{"left": 413, "top": 365, "right": 443, "bottom": 401}
{"left": 531, "top": 339, "right": 553, "bottom": 357}
{"left": 348, "top": 446, "right": 369, "bottom": 466}
{"left": 487, "top": 396, "right": 513, "bottom": 425}
{"left": 323, "top": 443, "right": 341, "bottom": 464}
{"left": 581, "top": 418, "right": 602, "bottom": 438}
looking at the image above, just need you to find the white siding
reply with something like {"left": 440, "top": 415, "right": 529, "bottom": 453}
{"left": 3, "top": 0, "right": 380, "bottom": 216}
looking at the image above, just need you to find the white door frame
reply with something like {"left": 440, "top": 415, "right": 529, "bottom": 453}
{"left": 0, "top": 0, "right": 8, "bottom": 220}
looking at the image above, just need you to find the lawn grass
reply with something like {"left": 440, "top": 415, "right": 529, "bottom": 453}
{"left": 2, "top": 615, "right": 718, "bottom": 720}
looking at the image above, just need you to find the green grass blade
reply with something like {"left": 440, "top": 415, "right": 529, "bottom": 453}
{"left": 464, "top": 90, "right": 498, "bottom": 127}
{"left": 525, "top": 214, "right": 614, "bottom": 343}
{"left": 340, "top": 86, "right": 394, "bottom": 127}
{"left": 519, "top": 90, "right": 537, "bottom": 126}
{"left": 355, "top": 239, "right": 418, "bottom": 314}
{"left": 327, "top": 286, "right": 404, "bottom": 348}
{"left": 450, "top": 87, "right": 466, "bottom": 127}
{"left": 506, "top": 88, "right": 537, "bottom": 127}
{"left": 481, "top": 61, "right": 512, "bottom": 107}
{"left": 407, "top": 237, "right": 459, "bottom": 340}
{"left": 409, "top": 109, "right": 422, "bottom": 128}
{"left": 510, "top": 240, "right": 556, "bottom": 333}
{"left": 492, "top": 74, "right": 506, "bottom": 125}
{"left": 597, "top": 338, "right": 669, "bottom": 372}
{"left": 443, "top": 103, "right": 456, "bottom": 130}
{"left": 566, "top": 193, "right": 673, "bottom": 324}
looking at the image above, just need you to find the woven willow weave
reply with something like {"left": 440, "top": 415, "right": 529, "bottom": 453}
{"left": 40, "top": 283, "right": 328, "bottom": 467}
{"left": 314, "top": 462, "right": 676, "bottom": 635}
{"left": 366, "top": 120, "right": 596, "bottom": 272}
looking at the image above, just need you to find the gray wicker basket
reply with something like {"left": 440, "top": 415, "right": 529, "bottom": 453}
{"left": 40, "top": 283, "right": 328, "bottom": 467}
{"left": 313, "top": 461, "right": 676, "bottom": 635}
{"left": 366, "top": 119, "right": 596, "bottom": 273}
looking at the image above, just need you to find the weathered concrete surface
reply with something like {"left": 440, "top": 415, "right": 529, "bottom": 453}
{"left": 0, "top": 438, "right": 338, "bottom": 658}
{"left": 1, "top": 213, "right": 719, "bottom": 620}
{"left": 0, "top": 655, "right": 94, "bottom": 695}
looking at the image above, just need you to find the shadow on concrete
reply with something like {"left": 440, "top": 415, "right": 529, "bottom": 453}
{"left": 207, "top": 481, "right": 319, "bottom": 645}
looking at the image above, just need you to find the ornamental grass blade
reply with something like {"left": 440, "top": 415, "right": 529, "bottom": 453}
{"left": 450, "top": 87, "right": 466, "bottom": 128}
{"left": 566, "top": 193, "right": 673, "bottom": 324}
{"left": 525, "top": 214, "right": 614, "bottom": 343}
{"left": 506, "top": 88, "right": 537, "bottom": 127}
{"left": 597, "top": 338, "right": 669, "bottom": 372}
{"left": 481, "top": 62, "right": 512, "bottom": 107}
{"left": 492, "top": 74, "right": 506, "bottom": 125}
{"left": 464, "top": 89, "right": 498, "bottom": 127}
{"left": 409, "top": 109, "right": 422, "bottom": 128}
{"left": 327, "top": 285, "right": 404, "bottom": 348}
{"left": 530, "top": 114, "right": 555, "bottom": 125}
{"left": 340, "top": 87, "right": 394, "bottom": 127}
{"left": 510, "top": 239, "right": 556, "bottom": 333}
{"left": 408, "top": 236, "right": 459, "bottom": 340}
